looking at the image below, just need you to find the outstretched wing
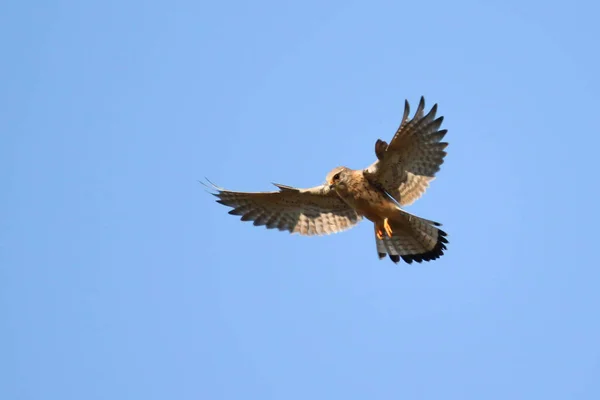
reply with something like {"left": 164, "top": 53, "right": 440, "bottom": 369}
{"left": 364, "top": 97, "right": 448, "bottom": 206}
{"left": 207, "top": 181, "right": 362, "bottom": 236}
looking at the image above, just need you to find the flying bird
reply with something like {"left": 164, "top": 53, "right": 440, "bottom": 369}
{"left": 206, "top": 97, "right": 449, "bottom": 264}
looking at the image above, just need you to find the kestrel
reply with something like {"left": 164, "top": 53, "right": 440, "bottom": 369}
{"left": 207, "top": 97, "right": 449, "bottom": 264}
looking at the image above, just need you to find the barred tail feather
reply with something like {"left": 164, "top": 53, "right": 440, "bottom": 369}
{"left": 374, "top": 210, "right": 448, "bottom": 264}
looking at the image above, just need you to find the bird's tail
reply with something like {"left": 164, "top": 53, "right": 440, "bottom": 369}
{"left": 375, "top": 209, "right": 448, "bottom": 264}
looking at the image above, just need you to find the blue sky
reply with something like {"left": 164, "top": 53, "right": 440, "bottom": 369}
{"left": 2, "top": 0, "right": 599, "bottom": 399}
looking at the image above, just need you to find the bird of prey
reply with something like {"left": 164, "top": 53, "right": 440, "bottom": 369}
{"left": 206, "top": 97, "right": 449, "bottom": 264}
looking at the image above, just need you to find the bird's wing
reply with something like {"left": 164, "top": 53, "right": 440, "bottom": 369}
{"left": 364, "top": 97, "right": 448, "bottom": 206}
{"left": 207, "top": 181, "right": 362, "bottom": 236}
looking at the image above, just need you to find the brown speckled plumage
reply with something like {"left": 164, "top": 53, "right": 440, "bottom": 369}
{"left": 207, "top": 97, "right": 449, "bottom": 264}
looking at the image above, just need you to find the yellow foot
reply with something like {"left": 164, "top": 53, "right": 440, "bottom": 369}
{"left": 383, "top": 218, "right": 393, "bottom": 237}
{"left": 376, "top": 219, "right": 393, "bottom": 240}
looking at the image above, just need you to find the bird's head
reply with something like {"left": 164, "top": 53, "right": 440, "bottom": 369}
{"left": 326, "top": 166, "right": 350, "bottom": 191}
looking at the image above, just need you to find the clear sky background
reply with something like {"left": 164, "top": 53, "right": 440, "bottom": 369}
{"left": 2, "top": 0, "right": 599, "bottom": 399}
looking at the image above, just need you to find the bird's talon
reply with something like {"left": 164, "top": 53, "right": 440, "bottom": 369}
{"left": 384, "top": 218, "right": 393, "bottom": 237}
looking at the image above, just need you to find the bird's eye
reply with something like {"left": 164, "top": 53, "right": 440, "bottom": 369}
{"left": 333, "top": 173, "right": 341, "bottom": 181}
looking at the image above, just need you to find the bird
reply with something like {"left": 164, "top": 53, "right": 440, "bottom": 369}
{"left": 206, "top": 97, "right": 449, "bottom": 264}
